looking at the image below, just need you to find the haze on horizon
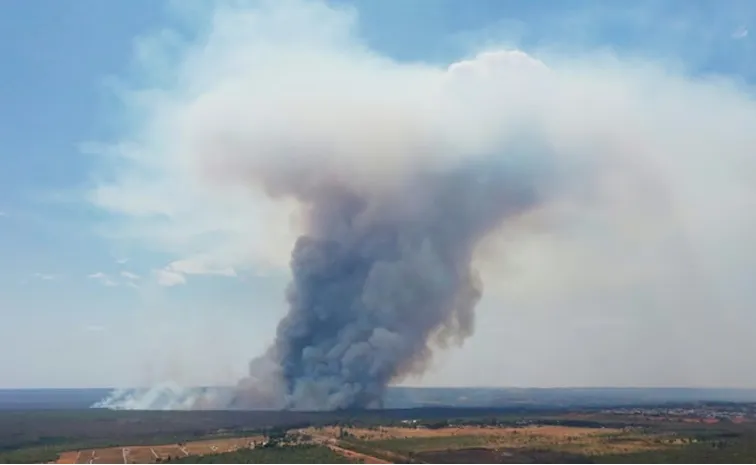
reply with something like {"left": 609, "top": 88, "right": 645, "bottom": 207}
{"left": 2, "top": 0, "right": 756, "bottom": 395}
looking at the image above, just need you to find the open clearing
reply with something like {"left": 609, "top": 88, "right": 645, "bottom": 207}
{"left": 300, "top": 424, "right": 678, "bottom": 457}
{"left": 51, "top": 425, "right": 680, "bottom": 463}
{"left": 52, "top": 436, "right": 263, "bottom": 464}
{"left": 305, "top": 424, "right": 625, "bottom": 440}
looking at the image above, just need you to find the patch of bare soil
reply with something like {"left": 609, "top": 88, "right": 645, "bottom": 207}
{"left": 301, "top": 425, "right": 673, "bottom": 457}
{"left": 302, "top": 425, "right": 623, "bottom": 441}
{"left": 416, "top": 447, "right": 594, "bottom": 464}
{"left": 53, "top": 435, "right": 263, "bottom": 464}
{"left": 327, "top": 444, "right": 392, "bottom": 464}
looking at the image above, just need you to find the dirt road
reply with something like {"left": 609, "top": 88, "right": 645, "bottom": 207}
{"left": 326, "top": 444, "right": 392, "bottom": 464}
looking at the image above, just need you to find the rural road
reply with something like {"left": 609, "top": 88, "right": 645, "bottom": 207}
{"left": 309, "top": 432, "right": 395, "bottom": 464}
{"left": 326, "top": 444, "right": 391, "bottom": 464}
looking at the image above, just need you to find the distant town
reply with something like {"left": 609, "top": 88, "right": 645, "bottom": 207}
{"left": 600, "top": 403, "right": 756, "bottom": 424}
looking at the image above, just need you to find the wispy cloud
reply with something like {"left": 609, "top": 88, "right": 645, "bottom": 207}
{"left": 120, "top": 271, "right": 140, "bottom": 280}
{"left": 149, "top": 257, "right": 237, "bottom": 287}
{"left": 0, "top": 211, "right": 6, "bottom": 217}
{"left": 167, "top": 258, "right": 237, "bottom": 277}
{"left": 115, "top": 258, "right": 129, "bottom": 265}
{"left": 32, "top": 272, "right": 56, "bottom": 281}
{"left": 732, "top": 26, "right": 749, "bottom": 39}
{"left": 154, "top": 269, "right": 186, "bottom": 287}
{"left": 87, "top": 272, "right": 118, "bottom": 287}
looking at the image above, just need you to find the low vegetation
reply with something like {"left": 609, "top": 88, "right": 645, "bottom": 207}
{"left": 4, "top": 407, "right": 756, "bottom": 463}
{"left": 164, "top": 445, "right": 350, "bottom": 464}
{"left": 0, "top": 446, "right": 60, "bottom": 464}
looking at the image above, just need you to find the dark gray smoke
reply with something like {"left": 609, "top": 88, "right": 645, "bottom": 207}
{"left": 229, "top": 146, "right": 555, "bottom": 410}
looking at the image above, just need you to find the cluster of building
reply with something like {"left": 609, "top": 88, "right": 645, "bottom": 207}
{"left": 602, "top": 404, "right": 755, "bottom": 423}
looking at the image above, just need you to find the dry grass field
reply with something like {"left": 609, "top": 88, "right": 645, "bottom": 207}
{"left": 305, "top": 424, "right": 623, "bottom": 440}
{"left": 52, "top": 436, "right": 263, "bottom": 464}
{"left": 325, "top": 444, "right": 391, "bottom": 464}
{"left": 50, "top": 424, "right": 683, "bottom": 463}
{"left": 300, "top": 424, "right": 680, "bottom": 457}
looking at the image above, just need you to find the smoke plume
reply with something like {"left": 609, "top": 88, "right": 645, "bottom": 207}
{"left": 90, "top": 0, "right": 756, "bottom": 409}
{"left": 191, "top": 47, "right": 563, "bottom": 409}
{"left": 239, "top": 151, "right": 556, "bottom": 409}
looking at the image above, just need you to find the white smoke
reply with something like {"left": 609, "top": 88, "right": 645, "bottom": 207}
{"left": 92, "top": 383, "right": 219, "bottom": 410}
{"left": 89, "top": 0, "right": 756, "bottom": 409}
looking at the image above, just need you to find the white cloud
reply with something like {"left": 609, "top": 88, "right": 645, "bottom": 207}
{"left": 32, "top": 273, "right": 56, "bottom": 281}
{"left": 149, "top": 256, "right": 237, "bottom": 286}
{"left": 0, "top": 211, "right": 6, "bottom": 217}
{"left": 85, "top": 1, "right": 756, "bottom": 387}
{"left": 732, "top": 26, "right": 749, "bottom": 39}
{"left": 166, "top": 257, "right": 236, "bottom": 277}
{"left": 115, "top": 258, "right": 129, "bottom": 264}
{"left": 87, "top": 272, "right": 118, "bottom": 287}
{"left": 154, "top": 268, "right": 187, "bottom": 287}
{"left": 120, "top": 271, "right": 140, "bottom": 280}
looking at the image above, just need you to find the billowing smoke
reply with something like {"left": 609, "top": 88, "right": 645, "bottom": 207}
{"left": 90, "top": 1, "right": 756, "bottom": 410}
{"left": 243, "top": 150, "right": 555, "bottom": 409}
{"left": 94, "top": 46, "right": 567, "bottom": 410}
{"left": 188, "top": 59, "right": 560, "bottom": 410}
{"left": 97, "top": 141, "right": 556, "bottom": 411}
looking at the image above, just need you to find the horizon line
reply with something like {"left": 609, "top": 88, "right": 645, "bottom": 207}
{"left": 5, "top": 385, "right": 756, "bottom": 391}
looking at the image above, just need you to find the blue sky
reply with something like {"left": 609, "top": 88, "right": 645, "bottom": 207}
{"left": 1, "top": 0, "right": 755, "bottom": 389}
